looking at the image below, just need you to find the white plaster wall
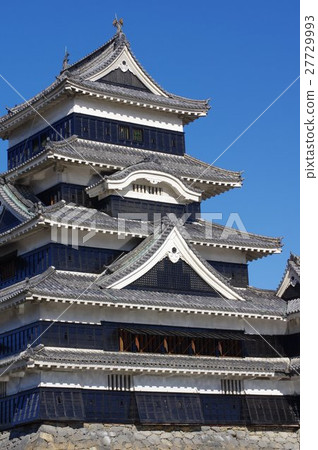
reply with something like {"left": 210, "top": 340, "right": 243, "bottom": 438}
{"left": 0, "top": 296, "right": 288, "bottom": 336}
{"left": 50, "top": 229, "right": 140, "bottom": 251}
{"left": 9, "top": 99, "right": 75, "bottom": 147}
{"left": 9, "top": 227, "right": 140, "bottom": 255}
{"left": 0, "top": 303, "right": 41, "bottom": 333}
{"left": 30, "top": 302, "right": 288, "bottom": 335}
{"left": 192, "top": 245, "right": 247, "bottom": 264}
{"left": 17, "top": 229, "right": 51, "bottom": 254}
{"left": 244, "top": 379, "right": 299, "bottom": 396}
{"left": 133, "top": 374, "right": 221, "bottom": 394}
{"left": 8, "top": 90, "right": 184, "bottom": 149}
{"left": 244, "top": 318, "right": 287, "bottom": 335}
{"left": 5, "top": 369, "right": 299, "bottom": 397}
{"left": 73, "top": 96, "right": 184, "bottom": 132}
{"left": 30, "top": 164, "right": 97, "bottom": 194}
{"left": 6, "top": 372, "right": 41, "bottom": 396}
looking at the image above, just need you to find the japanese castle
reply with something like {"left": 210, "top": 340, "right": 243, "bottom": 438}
{"left": 0, "top": 22, "right": 299, "bottom": 429}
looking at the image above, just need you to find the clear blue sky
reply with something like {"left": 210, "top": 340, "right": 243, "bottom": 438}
{"left": 0, "top": 0, "right": 299, "bottom": 289}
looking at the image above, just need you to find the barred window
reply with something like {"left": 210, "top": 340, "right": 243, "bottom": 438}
{"left": 221, "top": 379, "right": 243, "bottom": 395}
{"left": 133, "top": 184, "right": 162, "bottom": 195}
{"left": 108, "top": 374, "right": 132, "bottom": 391}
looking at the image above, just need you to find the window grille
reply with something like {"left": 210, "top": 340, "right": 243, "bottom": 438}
{"left": 221, "top": 379, "right": 243, "bottom": 395}
{"left": 117, "top": 328, "right": 243, "bottom": 357}
{"left": 107, "top": 374, "right": 132, "bottom": 391}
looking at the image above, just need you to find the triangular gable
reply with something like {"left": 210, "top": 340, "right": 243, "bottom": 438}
{"left": 101, "top": 225, "right": 244, "bottom": 300}
{"left": 129, "top": 257, "right": 221, "bottom": 296}
{"left": 87, "top": 45, "right": 168, "bottom": 97}
{"left": 98, "top": 68, "right": 151, "bottom": 92}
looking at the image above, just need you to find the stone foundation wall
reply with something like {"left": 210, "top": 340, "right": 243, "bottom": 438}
{"left": 0, "top": 423, "right": 300, "bottom": 450}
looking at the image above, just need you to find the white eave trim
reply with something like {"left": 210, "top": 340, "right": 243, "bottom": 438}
{"left": 64, "top": 83, "right": 207, "bottom": 117}
{"left": 30, "top": 360, "right": 276, "bottom": 378}
{"left": 7, "top": 294, "right": 285, "bottom": 321}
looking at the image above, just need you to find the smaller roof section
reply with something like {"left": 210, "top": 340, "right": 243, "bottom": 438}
{"left": 277, "top": 253, "right": 300, "bottom": 300}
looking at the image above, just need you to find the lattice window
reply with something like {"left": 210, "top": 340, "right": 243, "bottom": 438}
{"left": 107, "top": 374, "right": 132, "bottom": 391}
{"left": 221, "top": 379, "right": 243, "bottom": 395}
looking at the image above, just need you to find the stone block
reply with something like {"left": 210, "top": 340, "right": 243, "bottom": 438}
{"left": 39, "top": 432, "right": 54, "bottom": 443}
{"left": 236, "top": 431, "right": 246, "bottom": 440}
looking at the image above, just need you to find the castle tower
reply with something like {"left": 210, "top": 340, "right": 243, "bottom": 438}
{"left": 0, "top": 23, "right": 299, "bottom": 430}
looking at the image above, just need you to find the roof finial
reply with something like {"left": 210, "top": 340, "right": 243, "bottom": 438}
{"left": 113, "top": 15, "right": 124, "bottom": 34}
{"left": 62, "top": 46, "right": 70, "bottom": 71}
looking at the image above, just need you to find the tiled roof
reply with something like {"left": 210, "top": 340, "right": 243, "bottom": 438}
{"left": 289, "top": 253, "right": 300, "bottom": 277}
{"left": 0, "top": 180, "right": 35, "bottom": 221}
{"left": 0, "top": 267, "right": 289, "bottom": 319}
{"left": 69, "top": 78, "right": 209, "bottom": 112}
{"left": 5, "top": 137, "right": 242, "bottom": 191}
{"left": 1, "top": 345, "right": 293, "bottom": 376}
{"left": 286, "top": 298, "right": 300, "bottom": 315}
{"left": 0, "top": 33, "right": 208, "bottom": 133}
{"left": 185, "top": 219, "right": 282, "bottom": 251}
{"left": 277, "top": 253, "right": 300, "bottom": 297}
{"left": 0, "top": 193, "right": 282, "bottom": 256}
{"left": 62, "top": 31, "right": 209, "bottom": 110}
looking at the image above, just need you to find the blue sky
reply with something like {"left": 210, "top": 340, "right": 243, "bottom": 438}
{"left": 0, "top": 0, "right": 299, "bottom": 289}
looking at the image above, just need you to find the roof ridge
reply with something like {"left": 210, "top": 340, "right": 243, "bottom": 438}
{"left": 61, "top": 33, "right": 120, "bottom": 74}
{"left": 0, "top": 78, "right": 65, "bottom": 125}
